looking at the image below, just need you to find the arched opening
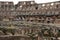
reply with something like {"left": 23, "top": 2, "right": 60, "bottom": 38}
{"left": 47, "top": 21, "right": 50, "bottom": 23}
{"left": 35, "top": 7, "right": 38, "bottom": 10}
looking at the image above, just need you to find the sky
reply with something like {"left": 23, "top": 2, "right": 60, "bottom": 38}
{"left": 0, "top": 0, "right": 59, "bottom": 4}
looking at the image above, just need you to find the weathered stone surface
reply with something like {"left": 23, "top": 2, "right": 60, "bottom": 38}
{"left": 0, "top": 31, "right": 4, "bottom": 35}
{"left": 0, "top": 1, "right": 60, "bottom": 40}
{"left": 0, "top": 36, "right": 21, "bottom": 40}
{"left": 6, "top": 32, "right": 12, "bottom": 35}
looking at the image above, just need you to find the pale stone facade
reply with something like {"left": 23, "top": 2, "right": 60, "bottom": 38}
{"left": 0, "top": 1, "right": 60, "bottom": 40}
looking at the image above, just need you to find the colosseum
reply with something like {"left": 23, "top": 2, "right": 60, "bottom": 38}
{"left": 0, "top": 1, "right": 60, "bottom": 40}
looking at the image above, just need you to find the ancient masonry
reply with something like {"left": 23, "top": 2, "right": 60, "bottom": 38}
{"left": 0, "top": 1, "right": 60, "bottom": 40}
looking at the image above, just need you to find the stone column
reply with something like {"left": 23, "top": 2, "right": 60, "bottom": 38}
{"left": 25, "top": 29, "right": 28, "bottom": 34}
{"left": 38, "top": 32, "right": 43, "bottom": 40}
{"left": 30, "top": 29, "right": 32, "bottom": 33}
{"left": 22, "top": 29, "right": 25, "bottom": 35}
{"left": 38, "top": 36, "right": 42, "bottom": 40}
